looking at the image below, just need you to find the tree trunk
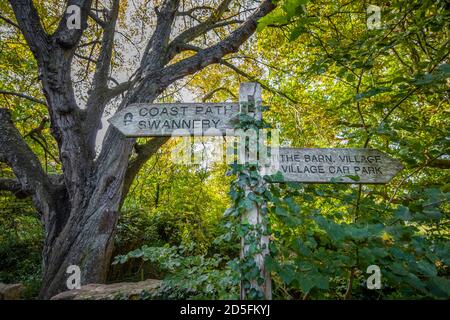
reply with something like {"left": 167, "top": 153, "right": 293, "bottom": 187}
{"left": 39, "top": 139, "right": 134, "bottom": 299}
{"left": 39, "top": 83, "right": 158, "bottom": 299}
{"left": 40, "top": 204, "right": 119, "bottom": 299}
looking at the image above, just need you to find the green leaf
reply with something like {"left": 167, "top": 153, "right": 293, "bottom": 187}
{"left": 346, "top": 73, "right": 356, "bottom": 82}
{"left": 297, "top": 274, "right": 315, "bottom": 292}
{"left": 395, "top": 206, "right": 412, "bottom": 221}
{"left": 355, "top": 87, "right": 391, "bottom": 101}
{"left": 279, "top": 265, "right": 296, "bottom": 284}
{"left": 275, "top": 206, "right": 288, "bottom": 217}
{"left": 223, "top": 208, "right": 235, "bottom": 217}
{"left": 344, "top": 174, "right": 360, "bottom": 182}
{"left": 415, "top": 260, "right": 437, "bottom": 277}
{"left": 264, "top": 170, "right": 285, "bottom": 183}
{"left": 282, "top": 0, "right": 309, "bottom": 19}
{"left": 289, "top": 23, "right": 307, "bottom": 41}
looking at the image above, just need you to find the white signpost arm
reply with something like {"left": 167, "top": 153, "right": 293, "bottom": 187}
{"left": 239, "top": 82, "right": 272, "bottom": 300}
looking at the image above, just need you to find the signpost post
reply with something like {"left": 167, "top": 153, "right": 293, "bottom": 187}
{"left": 108, "top": 82, "right": 403, "bottom": 301}
{"left": 238, "top": 83, "right": 272, "bottom": 300}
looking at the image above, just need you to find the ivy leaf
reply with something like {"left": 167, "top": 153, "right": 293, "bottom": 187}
{"left": 275, "top": 206, "right": 288, "bottom": 217}
{"left": 395, "top": 206, "right": 412, "bottom": 221}
{"left": 345, "top": 174, "right": 360, "bottom": 182}
{"left": 427, "top": 277, "right": 450, "bottom": 298}
{"left": 297, "top": 274, "right": 315, "bottom": 292}
{"left": 415, "top": 260, "right": 437, "bottom": 277}
{"left": 223, "top": 208, "right": 236, "bottom": 217}
{"left": 279, "top": 265, "right": 296, "bottom": 284}
{"left": 265, "top": 255, "right": 278, "bottom": 272}
{"left": 264, "top": 170, "right": 285, "bottom": 183}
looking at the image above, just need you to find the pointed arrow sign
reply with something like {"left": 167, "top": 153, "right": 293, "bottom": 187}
{"left": 108, "top": 102, "right": 247, "bottom": 137}
{"left": 267, "top": 148, "right": 403, "bottom": 184}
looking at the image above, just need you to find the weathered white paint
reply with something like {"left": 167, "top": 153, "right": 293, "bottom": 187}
{"left": 108, "top": 102, "right": 245, "bottom": 137}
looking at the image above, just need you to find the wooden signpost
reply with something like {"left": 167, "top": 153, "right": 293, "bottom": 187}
{"left": 109, "top": 82, "right": 403, "bottom": 300}
{"left": 108, "top": 102, "right": 255, "bottom": 137}
{"left": 271, "top": 147, "right": 403, "bottom": 184}
{"left": 238, "top": 83, "right": 271, "bottom": 300}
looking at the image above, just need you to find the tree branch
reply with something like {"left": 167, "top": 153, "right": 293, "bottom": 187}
{"left": 159, "top": 0, "right": 276, "bottom": 87}
{"left": 0, "top": 108, "right": 51, "bottom": 207}
{"left": 84, "top": 0, "right": 121, "bottom": 152}
{"left": 90, "top": 0, "right": 120, "bottom": 93}
{"left": 167, "top": 0, "right": 234, "bottom": 61}
{"left": 426, "top": 159, "right": 450, "bottom": 169}
{"left": 167, "top": 19, "right": 243, "bottom": 61}
{"left": 121, "top": 0, "right": 181, "bottom": 105}
{"left": 0, "top": 13, "right": 20, "bottom": 29}
{"left": 177, "top": 6, "right": 214, "bottom": 17}
{"left": 105, "top": 80, "right": 135, "bottom": 100}
{"left": 8, "top": 0, "right": 49, "bottom": 60}
{"left": 219, "top": 59, "right": 298, "bottom": 103}
{"left": 74, "top": 52, "right": 97, "bottom": 63}
{"left": 88, "top": 10, "right": 106, "bottom": 28}
{"left": 0, "top": 90, "right": 47, "bottom": 106}
{"left": 0, "top": 178, "right": 30, "bottom": 198}
{"left": 202, "top": 87, "right": 237, "bottom": 101}
{"left": 141, "top": 0, "right": 181, "bottom": 76}
{"left": 52, "top": 0, "right": 93, "bottom": 48}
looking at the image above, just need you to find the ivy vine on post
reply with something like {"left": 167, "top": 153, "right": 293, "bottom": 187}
{"left": 224, "top": 83, "right": 273, "bottom": 299}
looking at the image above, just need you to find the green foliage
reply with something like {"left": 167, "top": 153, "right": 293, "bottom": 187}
{"left": 248, "top": 0, "right": 450, "bottom": 299}
{"left": 0, "top": 195, "right": 43, "bottom": 298}
{"left": 266, "top": 184, "right": 449, "bottom": 299}
{"left": 113, "top": 244, "right": 239, "bottom": 299}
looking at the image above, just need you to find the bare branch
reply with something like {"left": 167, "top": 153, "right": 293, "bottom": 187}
{"left": 0, "top": 178, "right": 30, "bottom": 198}
{"left": 74, "top": 52, "right": 97, "bottom": 63}
{"left": 177, "top": 6, "right": 214, "bottom": 17}
{"left": 105, "top": 80, "right": 135, "bottom": 100}
{"left": 0, "top": 90, "right": 47, "bottom": 106}
{"left": 202, "top": 87, "right": 237, "bottom": 101}
{"left": 84, "top": 0, "right": 123, "bottom": 153}
{"left": 90, "top": 0, "right": 120, "bottom": 91}
{"left": 219, "top": 60, "right": 298, "bottom": 103}
{"left": 23, "top": 116, "right": 49, "bottom": 138}
{"left": 88, "top": 10, "right": 106, "bottom": 28}
{"left": 159, "top": 0, "right": 276, "bottom": 87}
{"left": 167, "top": 19, "right": 243, "bottom": 61}
{"left": 167, "top": 0, "right": 235, "bottom": 61}
{"left": 77, "top": 40, "right": 101, "bottom": 48}
{"left": 8, "top": 0, "right": 49, "bottom": 59}
{"left": 0, "top": 13, "right": 19, "bottom": 29}
{"left": 141, "top": 0, "right": 181, "bottom": 74}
